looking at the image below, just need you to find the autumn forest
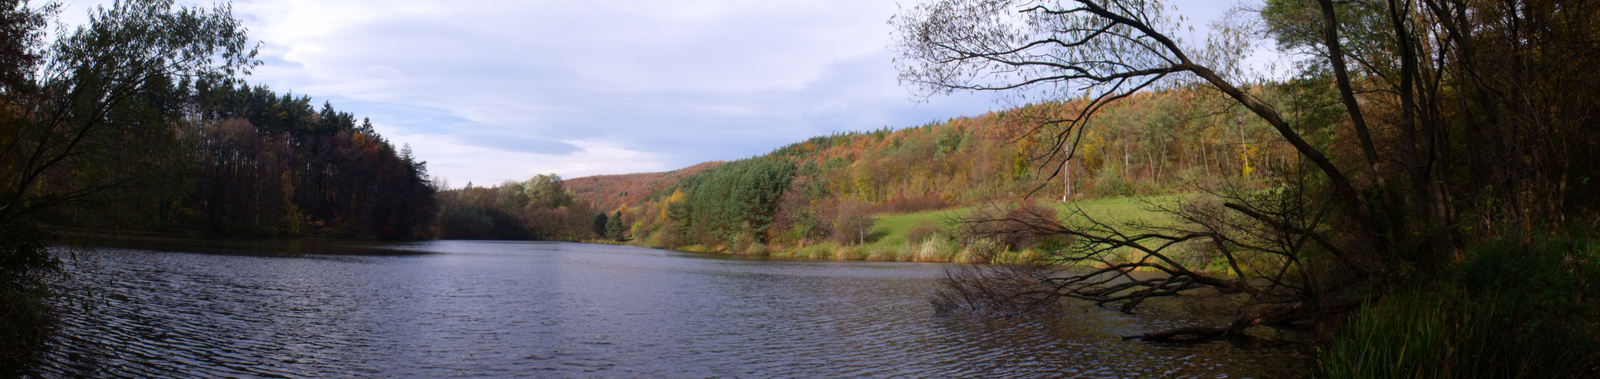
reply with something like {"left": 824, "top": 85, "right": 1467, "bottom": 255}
{"left": 5, "top": 0, "right": 1600, "bottom": 376}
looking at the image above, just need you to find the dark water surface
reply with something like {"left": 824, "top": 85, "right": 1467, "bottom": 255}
{"left": 32, "top": 240, "right": 1309, "bottom": 377}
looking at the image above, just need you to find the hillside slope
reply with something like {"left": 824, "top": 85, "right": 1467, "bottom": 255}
{"left": 435, "top": 87, "right": 1299, "bottom": 252}
{"left": 607, "top": 87, "right": 1297, "bottom": 254}
{"left": 566, "top": 161, "right": 723, "bottom": 212}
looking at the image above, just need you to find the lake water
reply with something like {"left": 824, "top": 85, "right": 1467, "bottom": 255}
{"left": 28, "top": 239, "right": 1309, "bottom": 377}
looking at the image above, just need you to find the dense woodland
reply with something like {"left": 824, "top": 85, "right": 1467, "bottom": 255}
{"left": 2, "top": 0, "right": 1596, "bottom": 375}
{"left": 432, "top": 174, "right": 593, "bottom": 240}
{"left": 0, "top": 0, "right": 437, "bottom": 359}
{"left": 891, "top": 0, "right": 1600, "bottom": 376}
{"left": 427, "top": 84, "right": 1300, "bottom": 251}
{"left": 448, "top": 0, "right": 1600, "bottom": 374}
{"left": 47, "top": 81, "right": 439, "bottom": 239}
{"left": 537, "top": 88, "right": 1298, "bottom": 253}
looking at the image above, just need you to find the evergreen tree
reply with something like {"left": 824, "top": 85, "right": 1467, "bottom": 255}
{"left": 605, "top": 211, "right": 625, "bottom": 241}
{"left": 591, "top": 212, "right": 608, "bottom": 238}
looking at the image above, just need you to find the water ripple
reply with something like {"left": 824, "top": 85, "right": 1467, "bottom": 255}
{"left": 27, "top": 241, "right": 1309, "bottom": 377}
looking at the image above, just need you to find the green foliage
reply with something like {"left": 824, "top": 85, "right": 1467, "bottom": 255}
{"left": 0, "top": 0, "right": 267, "bottom": 359}
{"left": 668, "top": 157, "right": 797, "bottom": 247}
{"left": 524, "top": 173, "right": 572, "bottom": 208}
{"left": 433, "top": 175, "right": 593, "bottom": 241}
{"left": 891, "top": 0, "right": 1600, "bottom": 375}
{"left": 0, "top": 224, "right": 54, "bottom": 361}
{"left": 605, "top": 211, "right": 626, "bottom": 241}
{"left": 1317, "top": 288, "right": 1502, "bottom": 379}
{"left": 1318, "top": 236, "right": 1600, "bottom": 378}
{"left": 497, "top": 180, "right": 531, "bottom": 209}
{"left": 170, "top": 84, "right": 439, "bottom": 239}
{"left": 591, "top": 212, "right": 608, "bottom": 237}
{"left": 1009, "top": 152, "right": 1031, "bottom": 182}
{"left": 934, "top": 125, "right": 968, "bottom": 158}
{"left": 1092, "top": 164, "right": 1136, "bottom": 197}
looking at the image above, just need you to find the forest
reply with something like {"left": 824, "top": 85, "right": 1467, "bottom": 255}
{"left": 0, "top": 0, "right": 436, "bottom": 358}
{"left": 433, "top": 174, "right": 592, "bottom": 240}
{"left": 891, "top": 0, "right": 1600, "bottom": 376}
{"left": 46, "top": 81, "right": 439, "bottom": 240}
{"left": 441, "top": 0, "right": 1600, "bottom": 375}
{"left": 3, "top": 0, "right": 1596, "bottom": 375}
{"left": 439, "top": 85, "right": 1298, "bottom": 254}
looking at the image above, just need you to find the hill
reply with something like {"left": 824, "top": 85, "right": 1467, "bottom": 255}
{"left": 565, "top": 161, "right": 723, "bottom": 212}
{"left": 605, "top": 87, "right": 1296, "bottom": 254}
{"left": 432, "top": 86, "right": 1298, "bottom": 253}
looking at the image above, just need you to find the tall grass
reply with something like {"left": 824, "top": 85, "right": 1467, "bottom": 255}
{"left": 1317, "top": 235, "right": 1600, "bottom": 378}
{"left": 1317, "top": 290, "right": 1499, "bottom": 378}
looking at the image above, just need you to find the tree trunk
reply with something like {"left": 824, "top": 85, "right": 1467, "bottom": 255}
{"left": 1064, "top": 158, "right": 1073, "bottom": 201}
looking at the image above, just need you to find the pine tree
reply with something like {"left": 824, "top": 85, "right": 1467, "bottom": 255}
{"left": 591, "top": 212, "right": 608, "bottom": 238}
{"left": 605, "top": 211, "right": 626, "bottom": 241}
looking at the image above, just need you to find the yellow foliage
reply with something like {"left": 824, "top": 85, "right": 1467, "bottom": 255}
{"left": 661, "top": 189, "right": 685, "bottom": 220}
{"left": 1241, "top": 143, "right": 1259, "bottom": 178}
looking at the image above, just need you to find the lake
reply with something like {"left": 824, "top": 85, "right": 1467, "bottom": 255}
{"left": 28, "top": 239, "right": 1308, "bottom": 377}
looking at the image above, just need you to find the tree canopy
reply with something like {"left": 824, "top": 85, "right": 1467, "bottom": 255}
{"left": 894, "top": 0, "right": 1600, "bottom": 372}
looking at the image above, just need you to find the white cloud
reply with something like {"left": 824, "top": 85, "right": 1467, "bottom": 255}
{"left": 54, "top": 0, "right": 1267, "bottom": 186}
{"left": 223, "top": 0, "right": 1001, "bottom": 185}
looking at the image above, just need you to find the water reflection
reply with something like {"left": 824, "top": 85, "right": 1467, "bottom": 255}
{"left": 33, "top": 240, "right": 1309, "bottom": 377}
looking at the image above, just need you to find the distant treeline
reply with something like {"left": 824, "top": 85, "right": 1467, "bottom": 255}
{"left": 46, "top": 80, "right": 438, "bottom": 240}
{"left": 432, "top": 174, "right": 598, "bottom": 240}
{"left": 565, "top": 87, "right": 1297, "bottom": 251}
{"left": 439, "top": 87, "right": 1296, "bottom": 247}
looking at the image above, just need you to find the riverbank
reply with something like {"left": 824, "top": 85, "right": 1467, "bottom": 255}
{"left": 646, "top": 194, "right": 1192, "bottom": 263}
{"left": 47, "top": 228, "right": 430, "bottom": 256}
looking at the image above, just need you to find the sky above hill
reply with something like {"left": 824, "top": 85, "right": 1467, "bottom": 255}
{"left": 60, "top": 0, "right": 1261, "bottom": 187}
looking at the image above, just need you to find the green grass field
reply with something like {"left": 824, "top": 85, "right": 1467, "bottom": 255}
{"left": 761, "top": 194, "right": 1196, "bottom": 262}
{"left": 866, "top": 194, "right": 1191, "bottom": 249}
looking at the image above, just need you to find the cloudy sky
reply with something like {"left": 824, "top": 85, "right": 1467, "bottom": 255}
{"left": 63, "top": 0, "right": 1251, "bottom": 187}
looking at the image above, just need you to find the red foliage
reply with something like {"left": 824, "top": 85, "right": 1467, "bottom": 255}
{"left": 564, "top": 161, "right": 721, "bottom": 212}
{"left": 873, "top": 195, "right": 950, "bottom": 214}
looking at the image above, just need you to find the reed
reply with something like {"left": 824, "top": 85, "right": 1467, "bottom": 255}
{"left": 1317, "top": 235, "right": 1600, "bottom": 378}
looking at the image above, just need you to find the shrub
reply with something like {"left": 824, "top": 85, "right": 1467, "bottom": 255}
{"left": 905, "top": 221, "right": 946, "bottom": 246}
{"left": 966, "top": 198, "right": 1059, "bottom": 251}
{"left": 745, "top": 241, "right": 768, "bottom": 255}
{"left": 913, "top": 236, "right": 960, "bottom": 261}
{"left": 652, "top": 220, "right": 682, "bottom": 249}
{"left": 0, "top": 225, "right": 60, "bottom": 360}
{"left": 1092, "top": 168, "right": 1135, "bottom": 197}
{"left": 875, "top": 195, "right": 949, "bottom": 214}
{"left": 831, "top": 202, "right": 877, "bottom": 246}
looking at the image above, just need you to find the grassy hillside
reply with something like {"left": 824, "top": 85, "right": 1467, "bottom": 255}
{"left": 759, "top": 194, "right": 1188, "bottom": 262}
{"left": 558, "top": 88, "right": 1291, "bottom": 259}
{"left": 452, "top": 87, "right": 1289, "bottom": 258}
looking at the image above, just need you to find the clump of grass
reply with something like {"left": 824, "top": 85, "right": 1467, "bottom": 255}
{"left": 903, "top": 222, "right": 943, "bottom": 249}
{"left": 744, "top": 241, "right": 768, "bottom": 255}
{"left": 1316, "top": 289, "right": 1497, "bottom": 378}
{"left": 914, "top": 238, "right": 938, "bottom": 261}
{"left": 1317, "top": 235, "right": 1600, "bottom": 378}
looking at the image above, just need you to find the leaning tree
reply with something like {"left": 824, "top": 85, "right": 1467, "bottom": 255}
{"left": 894, "top": 0, "right": 1597, "bottom": 339}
